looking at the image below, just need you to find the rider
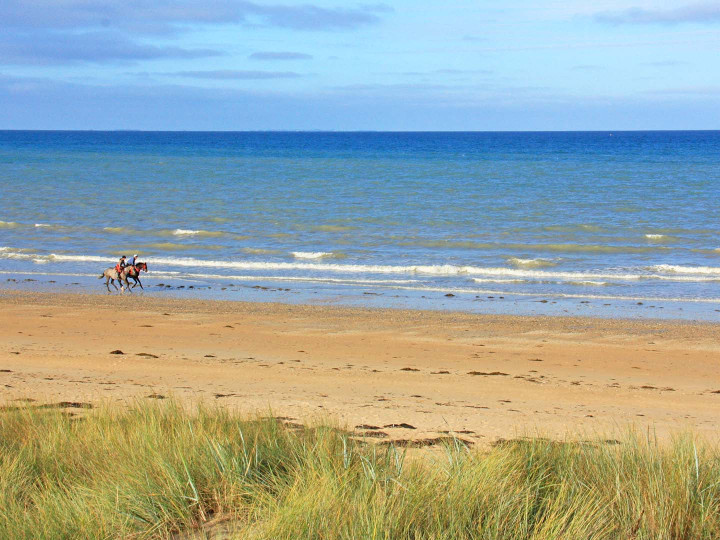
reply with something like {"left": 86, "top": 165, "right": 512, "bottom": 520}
{"left": 115, "top": 255, "right": 127, "bottom": 276}
{"left": 126, "top": 253, "right": 138, "bottom": 268}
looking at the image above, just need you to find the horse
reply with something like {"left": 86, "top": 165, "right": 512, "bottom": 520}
{"left": 125, "top": 262, "right": 148, "bottom": 290}
{"left": 99, "top": 262, "right": 148, "bottom": 292}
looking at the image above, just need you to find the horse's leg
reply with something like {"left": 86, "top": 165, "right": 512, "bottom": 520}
{"left": 135, "top": 276, "right": 144, "bottom": 290}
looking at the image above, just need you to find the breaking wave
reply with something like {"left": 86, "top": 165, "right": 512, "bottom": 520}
{"left": 171, "top": 229, "right": 225, "bottom": 238}
{"left": 292, "top": 251, "right": 335, "bottom": 259}
{"left": 506, "top": 257, "right": 557, "bottom": 269}
{"left": 1, "top": 249, "right": 717, "bottom": 283}
{"left": 649, "top": 264, "right": 720, "bottom": 276}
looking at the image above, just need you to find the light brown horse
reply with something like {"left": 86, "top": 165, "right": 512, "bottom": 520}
{"left": 99, "top": 262, "right": 148, "bottom": 292}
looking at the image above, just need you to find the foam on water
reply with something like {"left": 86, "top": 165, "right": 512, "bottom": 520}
{"left": 3, "top": 249, "right": 719, "bottom": 284}
{"left": 171, "top": 229, "right": 224, "bottom": 238}
{"left": 403, "top": 240, "right": 669, "bottom": 254}
{"left": 649, "top": 264, "right": 720, "bottom": 275}
{"left": 292, "top": 251, "right": 334, "bottom": 259}
{"left": 506, "top": 257, "right": 557, "bottom": 269}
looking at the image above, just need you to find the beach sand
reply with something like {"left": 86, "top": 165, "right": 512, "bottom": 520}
{"left": 1, "top": 290, "right": 719, "bottom": 447}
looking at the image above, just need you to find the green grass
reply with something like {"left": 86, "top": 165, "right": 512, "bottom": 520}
{"left": 0, "top": 400, "right": 719, "bottom": 539}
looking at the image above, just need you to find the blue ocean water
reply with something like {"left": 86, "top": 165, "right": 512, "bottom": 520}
{"left": 1, "top": 131, "right": 719, "bottom": 320}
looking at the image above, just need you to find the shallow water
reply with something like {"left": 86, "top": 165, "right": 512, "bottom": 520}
{"left": 1, "top": 131, "right": 719, "bottom": 320}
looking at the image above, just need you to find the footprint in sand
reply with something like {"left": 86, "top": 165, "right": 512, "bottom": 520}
{"left": 467, "top": 371, "right": 508, "bottom": 376}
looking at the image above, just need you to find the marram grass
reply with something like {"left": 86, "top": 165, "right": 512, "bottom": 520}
{"left": 0, "top": 400, "right": 718, "bottom": 539}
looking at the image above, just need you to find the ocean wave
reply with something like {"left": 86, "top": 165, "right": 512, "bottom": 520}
{"left": 506, "top": 257, "right": 557, "bottom": 269}
{"left": 3, "top": 249, "right": 720, "bottom": 284}
{"left": 0, "top": 246, "right": 38, "bottom": 254}
{"left": 649, "top": 264, "right": 720, "bottom": 276}
{"left": 171, "top": 229, "right": 225, "bottom": 238}
{"left": 292, "top": 251, "right": 335, "bottom": 259}
{"left": 400, "top": 240, "right": 667, "bottom": 254}
{"left": 644, "top": 234, "right": 677, "bottom": 243}
{"left": 33, "top": 223, "right": 69, "bottom": 231}
{"left": 171, "top": 272, "right": 420, "bottom": 286}
{"left": 242, "top": 247, "right": 281, "bottom": 255}
{"left": 472, "top": 278, "right": 529, "bottom": 284}
{"left": 0, "top": 221, "right": 19, "bottom": 228}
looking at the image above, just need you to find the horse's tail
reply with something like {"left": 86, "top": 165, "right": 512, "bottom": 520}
{"left": 98, "top": 273, "right": 105, "bottom": 279}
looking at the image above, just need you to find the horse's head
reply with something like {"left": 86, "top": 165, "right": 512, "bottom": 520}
{"left": 137, "top": 262, "right": 148, "bottom": 272}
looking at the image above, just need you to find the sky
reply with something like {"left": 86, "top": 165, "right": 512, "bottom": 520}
{"left": 1, "top": 0, "right": 719, "bottom": 130}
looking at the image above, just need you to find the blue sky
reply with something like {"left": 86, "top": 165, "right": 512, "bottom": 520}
{"left": 1, "top": 1, "right": 719, "bottom": 130}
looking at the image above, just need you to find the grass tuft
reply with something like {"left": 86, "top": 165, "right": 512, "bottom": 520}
{"left": 0, "top": 400, "right": 719, "bottom": 539}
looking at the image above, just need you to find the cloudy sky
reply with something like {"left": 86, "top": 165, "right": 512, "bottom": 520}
{"left": 1, "top": 1, "right": 719, "bottom": 130}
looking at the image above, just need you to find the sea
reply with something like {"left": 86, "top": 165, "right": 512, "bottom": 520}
{"left": 1, "top": 130, "right": 718, "bottom": 320}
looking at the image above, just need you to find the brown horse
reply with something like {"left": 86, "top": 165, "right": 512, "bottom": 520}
{"left": 99, "top": 262, "right": 148, "bottom": 292}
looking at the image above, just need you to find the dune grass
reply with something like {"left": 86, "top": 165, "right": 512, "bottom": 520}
{"left": 0, "top": 400, "right": 718, "bottom": 539}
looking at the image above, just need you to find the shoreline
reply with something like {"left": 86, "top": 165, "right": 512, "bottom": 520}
{"left": 2, "top": 289, "right": 720, "bottom": 446}
{"left": 4, "top": 270, "right": 720, "bottom": 322}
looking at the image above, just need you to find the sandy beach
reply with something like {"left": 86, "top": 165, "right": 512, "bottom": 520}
{"left": 1, "top": 290, "right": 719, "bottom": 446}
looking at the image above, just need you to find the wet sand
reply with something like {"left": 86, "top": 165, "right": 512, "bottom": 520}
{"left": 1, "top": 290, "right": 719, "bottom": 447}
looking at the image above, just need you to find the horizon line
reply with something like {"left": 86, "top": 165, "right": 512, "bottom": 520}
{"left": 0, "top": 129, "right": 718, "bottom": 134}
